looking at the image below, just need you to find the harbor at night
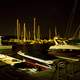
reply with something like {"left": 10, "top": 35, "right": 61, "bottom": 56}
{"left": 0, "top": 0, "right": 80, "bottom": 80}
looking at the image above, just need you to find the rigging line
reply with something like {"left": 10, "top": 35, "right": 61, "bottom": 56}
{"left": 71, "top": 24, "right": 77, "bottom": 37}
{"left": 68, "top": 0, "right": 78, "bottom": 35}
{"left": 65, "top": 23, "right": 69, "bottom": 37}
{"left": 72, "top": 25, "right": 80, "bottom": 39}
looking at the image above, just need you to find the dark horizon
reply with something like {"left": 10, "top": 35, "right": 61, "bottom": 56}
{"left": 0, "top": 0, "right": 80, "bottom": 38}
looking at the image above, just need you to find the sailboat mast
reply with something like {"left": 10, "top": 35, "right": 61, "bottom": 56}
{"left": 55, "top": 26, "right": 57, "bottom": 37}
{"left": 79, "top": 29, "right": 80, "bottom": 39}
{"left": 37, "top": 25, "right": 40, "bottom": 40}
{"left": 34, "top": 18, "right": 36, "bottom": 40}
{"left": 23, "top": 23, "right": 26, "bottom": 42}
{"left": 0, "top": 36, "right": 2, "bottom": 45}
{"left": 18, "top": 22, "right": 20, "bottom": 40}
{"left": 49, "top": 27, "right": 51, "bottom": 40}
{"left": 17, "top": 19, "right": 20, "bottom": 40}
{"left": 29, "top": 29, "right": 31, "bottom": 40}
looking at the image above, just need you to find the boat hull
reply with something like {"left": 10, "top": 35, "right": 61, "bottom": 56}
{"left": 48, "top": 49, "right": 80, "bottom": 57}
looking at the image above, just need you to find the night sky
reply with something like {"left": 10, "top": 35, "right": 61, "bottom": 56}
{"left": 0, "top": 0, "right": 80, "bottom": 38}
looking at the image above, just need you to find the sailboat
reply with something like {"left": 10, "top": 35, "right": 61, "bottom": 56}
{"left": 48, "top": 27, "right": 80, "bottom": 59}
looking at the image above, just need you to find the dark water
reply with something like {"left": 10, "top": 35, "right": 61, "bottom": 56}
{"left": 0, "top": 43, "right": 80, "bottom": 80}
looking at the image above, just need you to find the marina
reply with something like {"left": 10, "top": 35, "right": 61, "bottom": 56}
{"left": 0, "top": 24, "right": 80, "bottom": 80}
{"left": 0, "top": 0, "right": 80, "bottom": 80}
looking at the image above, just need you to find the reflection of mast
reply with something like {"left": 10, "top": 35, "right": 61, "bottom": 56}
{"left": 49, "top": 27, "right": 51, "bottom": 40}
{"left": 17, "top": 19, "right": 20, "bottom": 40}
{"left": 23, "top": 23, "right": 26, "bottom": 42}
{"left": 34, "top": 18, "right": 36, "bottom": 40}
{"left": 37, "top": 25, "right": 40, "bottom": 40}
